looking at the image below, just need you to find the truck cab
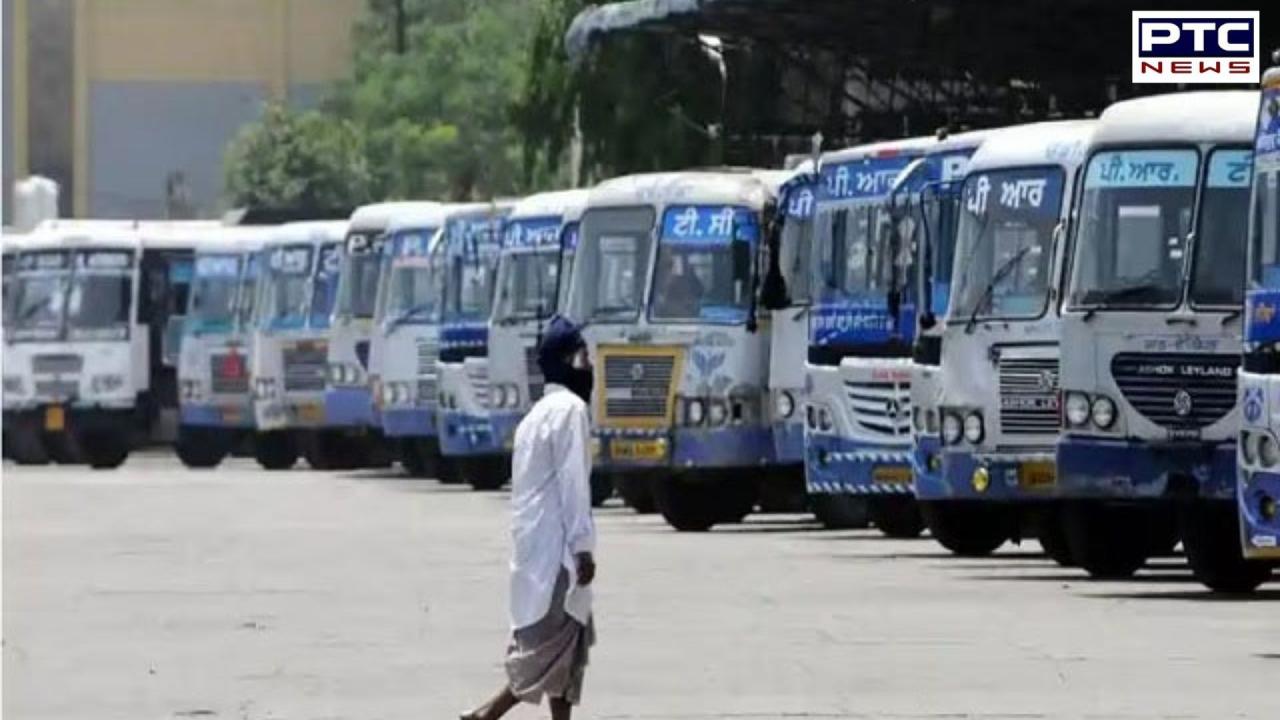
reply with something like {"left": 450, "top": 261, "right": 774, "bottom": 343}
{"left": 566, "top": 170, "right": 783, "bottom": 531}
{"left": 175, "top": 225, "right": 270, "bottom": 468}
{"left": 250, "top": 220, "right": 347, "bottom": 470}
{"left": 1056, "top": 91, "right": 1264, "bottom": 588}
{"left": 929, "top": 121, "right": 1094, "bottom": 559}
{"left": 803, "top": 137, "right": 935, "bottom": 538}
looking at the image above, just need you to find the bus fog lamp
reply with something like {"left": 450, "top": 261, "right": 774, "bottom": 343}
{"left": 971, "top": 466, "right": 991, "bottom": 493}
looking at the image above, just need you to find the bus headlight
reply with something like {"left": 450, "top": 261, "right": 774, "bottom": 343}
{"left": 708, "top": 399, "right": 729, "bottom": 427}
{"left": 963, "top": 412, "right": 984, "bottom": 444}
{"left": 776, "top": 391, "right": 795, "bottom": 420}
{"left": 329, "top": 362, "right": 361, "bottom": 386}
{"left": 684, "top": 398, "right": 706, "bottom": 426}
{"left": 1064, "top": 392, "right": 1090, "bottom": 428}
{"left": 254, "top": 377, "right": 278, "bottom": 401}
{"left": 180, "top": 378, "right": 200, "bottom": 401}
{"left": 92, "top": 374, "right": 126, "bottom": 394}
{"left": 941, "top": 412, "right": 962, "bottom": 445}
{"left": 1090, "top": 396, "right": 1117, "bottom": 429}
{"left": 1260, "top": 433, "right": 1280, "bottom": 469}
{"left": 3, "top": 375, "right": 25, "bottom": 395}
{"left": 1241, "top": 430, "right": 1257, "bottom": 465}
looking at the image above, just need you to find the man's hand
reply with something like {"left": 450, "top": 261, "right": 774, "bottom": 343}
{"left": 575, "top": 552, "right": 596, "bottom": 586}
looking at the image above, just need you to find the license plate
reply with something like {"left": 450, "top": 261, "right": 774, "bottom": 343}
{"left": 1018, "top": 461, "right": 1056, "bottom": 489}
{"left": 297, "top": 403, "right": 325, "bottom": 424}
{"left": 610, "top": 438, "right": 666, "bottom": 461}
{"left": 44, "top": 405, "right": 66, "bottom": 431}
{"left": 872, "top": 465, "right": 913, "bottom": 484}
{"left": 221, "top": 407, "right": 242, "bottom": 424}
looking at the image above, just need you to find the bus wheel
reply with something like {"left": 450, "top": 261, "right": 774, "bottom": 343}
{"left": 175, "top": 426, "right": 228, "bottom": 469}
{"left": 10, "top": 423, "right": 50, "bottom": 465}
{"left": 437, "top": 457, "right": 464, "bottom": 484}
{"left": 921, "top": 501, "right": 1010, "bottom": 557}
{"left": 716, "top": 478, "right": 759, "bottom": 524}
{"left": 44, "top": 432, "right": 84, "bottom": 464}
{"left": 304, "top": 432, "right": 358, "bottom": 470}
{"left": 464, "top": 456, "right": 510, "bottom": 491}
{"left": 590, "top": 472, "right": 614, "bottom": 507}
{"left": 1146, "top": 506, "right": 1181, "bottom": 557}
{"left": 1181, "top": 500, "right": 1274, "bottom": 593}
{"left": 79, "top": 430, "right": 129, "bottom": 469}
{"left": 254, "top": 431, "right": 298, "bottom": 470}
{"left": 653, "top": 476, "right": 720, "bottom": 532}
{"left": 810, "top": 495, "right": 870, "bottom": 529}
{"left": 868, "top": 496, "right": 925, "bottom": 539}
{"left": 1035, "top": 508, "right": 1076, "bottom": 567}
{"left": 1063, "top": 501, "right": 1149, "bottom": 579}
{"left": 614, "top": 474, "right": 657, "bottom": 514}
{"left": 400, "top": 439, "right": 428, "bottom": 477}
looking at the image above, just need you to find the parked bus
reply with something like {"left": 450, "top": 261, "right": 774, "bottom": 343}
{"left": 1236, "top": 63, "right": 1280, "bottom": 583}
{"left": 1056, "top": 91, "right": 1264, "bottom": 587}
{"left": 175, "top": 225, "right": 270, "bottom": 467}
{"left": 804, "top": 138, "right": 935, "bottom": 538}
{"left": 250, "top": 221, "right": 347, "bottom": 470}
{"left": 2, "top": 220, "right": 214, "bottom": 467}
{"left": 436, "top": 201, "right": 516, "bottom": 488}
{"left": 566, "top": 170, "right": 784, "bottom": 531}
{"left": 929, "top": 121, "right": 1094, "bottom": 559}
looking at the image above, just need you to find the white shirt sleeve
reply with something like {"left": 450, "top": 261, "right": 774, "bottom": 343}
{"left": 555, "top": 402, "right": 596, "bottom": 556}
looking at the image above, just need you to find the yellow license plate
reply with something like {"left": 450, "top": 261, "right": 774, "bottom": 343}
{"left": 1018, "top": 461, "right": 1056, "bottom": 490}
{"left": 610, "top": 439, "right": 667, "bottom": 461}
{"left": 44, "top": 405, "right": 66, "bottom": 431}
{"left": 872, "top": 465, "right": 913, "bottom": 484}
{"left": 221, "top": 407, "right": 242, "bottom": 424}
{"left": 297, "top": 403, "right": 325, "bottom": 424}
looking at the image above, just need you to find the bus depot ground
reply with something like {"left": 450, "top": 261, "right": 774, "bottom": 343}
{"left": 3, "top": 453, "right": 1277, "bottom": 720}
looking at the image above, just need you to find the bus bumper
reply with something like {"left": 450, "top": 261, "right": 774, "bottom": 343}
{"left": 1239, "top": 469, "right": 1280, "bottom": 559}
{"left": 1056, "top": 435, "right": 1235, "bottom": 500}
{"left": 325, "top": 387, "right": 374, "bottom": 427}
{"left": 931, "top": 448, "right": 1058, "bottom": 501}
{"left": 910, "top": 435, "right": 945, "bottom": 498}
{"left": 439, "top": 410, "right": 520, "bottom": 457}
{"left": 381, "top": 407, "right": 437, "bottom": 438}
{"left": 772, "top": 420, "right": 805, "bottom": 465}
{"left": 180, "top": 401, "right": 254, "bottom": 429}
{"left": 804, "top": 432, "right": 913, "bottom": 495}
{"left": 595, "top": 425, "right": 774, "bottom": 472}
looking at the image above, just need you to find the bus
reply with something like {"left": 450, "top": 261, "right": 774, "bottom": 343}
{"left": 804, "top": 137, "right": 935, "bottom": 538}
{"left": 928, "top": 121, "right": 1094, "bottom": 559}
{"left": 566, "top": 170, "right": 784, "bottom": 531}
{"left": 249, "top": 221, "right": 347, "bottom": 470}
{"left": 175, "top": 225, "right": 271, "bottom": 467}
{"left": 1056, "top": 91, "right": 1264, "bottom": 588}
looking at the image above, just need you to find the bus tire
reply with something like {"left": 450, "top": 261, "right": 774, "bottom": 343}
{"left": 44, "top": 432, "right": 84, "bottom": 464}
{"left": 1181, "top": 500, "right": 1274, "bottom": 594}
{"left": 653, "top": 476, "right": 720, "bottom": 532}
{"left": 254, "top": 431, "right": 298, "bottom": 471}
{"left": 1063, "top": 501, "right": 1149, "bottom": 579}
{"left": 10, "top": 424, "right": 50, "bottom": 465}
{"left": 716, "top": 478, "right": 759, "bottom": 524}
{"left": 400, "top": 440, "right": 428, "bottom": 477}
{"left": 437, "top": 456, "right": 464, "bottom": 484}
{"left": 80, "top": 430, "right": 129, "bottom": 470}
{"left": 1036, "top": 508, "right": 1076, "bottom": 567}
{"left": 614, "top": 474, "right": 657, "bottom": 514}
{"left": 590, "top": 472, "right": 614, "bottom": 507}
{"left": 175, "top": 426, "right": 228, "bottom": 469}
{"left": 921, "top": 501, "right": 1010, "bottom": 557}
{"left": 868, "top": 496, "right": 925, "bottom": 539}
{"left": 810, "top": 494, "right": 871, "bottom": 530}
{"left": 464, "top": 456, "right": 509, "bottom": 491}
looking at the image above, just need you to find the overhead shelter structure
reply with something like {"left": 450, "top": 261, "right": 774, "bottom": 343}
{"left": 566, "top": 0, "right": 1280, "bottom": 164}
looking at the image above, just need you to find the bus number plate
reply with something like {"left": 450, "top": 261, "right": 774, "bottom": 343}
{"left": 1018, "top": 461, "right": 1056, "bottom": 490}
{"left": 44, "top": 405, "right": 66, "bottom": 432}
{"left": 872, "top": 465, "right": 913, "bottom": 485}
{"left": 611, "top": 439, "right": 666, "bottom": 461}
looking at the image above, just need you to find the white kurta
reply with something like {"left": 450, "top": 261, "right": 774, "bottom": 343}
{"left": 508, "top": 383, "right": 596, "bottom": 630}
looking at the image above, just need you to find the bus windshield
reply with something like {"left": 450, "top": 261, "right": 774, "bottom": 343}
{"left": 441, "top": 217, "right": 501, "bottom": 324}
{"left": 495, "top": 248, "right": 560, "bottom": 322}
{"left": 812, "top": 200, "right": 906, "bottom": 301}
{"left": 950, "top": 167, "right": 1065, "bottom": 321}
{"left": 256, "top": 244, "right": 312, "bottom": 330}
{"left": 1253, "top": 170, "right": 1280, "bottom": 287}
{"left": 650, "top": 205, "right": 757, "bottom": 324}
{"left": 189, "top": 253, "right": 241, "bottom": 332}
{"left": 9, "top": 251, "right": 71, "bottom": 342}
{"left": 779, "top": 185, "right": 815, "bottom": 305}
{"left": 1068, "top": 148, "right": 1198, "bottom": 309}
{"left": 920, "top": 182, "right": 963, "bottom": 316}
{"left": 309, "top": 242, "right": 341, "bottom": 329}
{"left": 235, "top": 253, "right": 259, "bottom": 330}
{"left": 1189, "top": 149, "right": 1251, "bottom": 306}
{"left": 377, "top": 229, "right": 439, "bottom": 327}
{"left": 66, "top": 250, "right": 133, "bottom": 341}
{"left": 336, "top": 234, "right": 388, "bottom": 319}
{"left": 568, "top": 206, "right": 654, "bottom": 323}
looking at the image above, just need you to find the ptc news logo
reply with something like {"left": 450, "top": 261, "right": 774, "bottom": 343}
{"left": 1132, "top": 10, "right": 1260, "bottom": 84}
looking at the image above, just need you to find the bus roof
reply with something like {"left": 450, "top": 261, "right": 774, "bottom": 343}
{"left": 20, "top": 223, "right": 141, "bottom": 252}
{"left": 193, "top": 225, "right": 274, "bottom": 255}
{"left": 965, "top": 120, "right": 1096, "bottom": 174}
{"left": 926, "top": 127, "right": 1007, "bottom": 156}
{"left": 267, "top": 220, "right": 348, "bottom": 247}
{"left": 347, "top": 201, "right": 444, "bottom": 233}
{"left": 586, "top": 170, "right": 780, "bottom": 210}
{"left": 819, "top": 135, "right": 937, "bottom": 166}
{"left": 507, "top": 188, "right": 590, "bottom": 222}
{"left": 1090, "top": 91, "right": 1256, "bottom": 147}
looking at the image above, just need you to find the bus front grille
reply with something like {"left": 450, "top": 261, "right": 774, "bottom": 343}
{"left": 999, "top": 357, "right": 1060, "bottom": 435}
{"left": 844, "top": 380, "right": 912, "bottom": 438}
{"left": 209, "top": 353, "right": 250, "bottom": 395}
{"left": 283, "top": 343, "right": 328, "bottom": 392}
{"left": 33, "top": 353, "right": 82, "bottom": 375}
{"left": 601, "top": 350, "right": 680, "bottom": 425}
{"left": 1111, "top": 353, "right": 1237, "bottom": 430}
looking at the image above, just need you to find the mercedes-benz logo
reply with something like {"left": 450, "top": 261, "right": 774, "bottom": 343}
{"left": 885, "top": 398, "right": 902, "bottom": 419}
{"left": 630, "top": 363, "right": 646, "bottom": 382}
{"left": 1173, "top": 389, "right": 1193, "bottom": 417}
{"left": 1037, "top": 370, "right": 1056, "bottom": 393}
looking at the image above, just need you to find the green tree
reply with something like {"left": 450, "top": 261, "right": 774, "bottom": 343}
{"left": 224, "top": 103, "right": 374, "bottom": 211}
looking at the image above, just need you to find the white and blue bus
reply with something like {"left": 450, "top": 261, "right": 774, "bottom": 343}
{"left": 1056, "top": 92, "right": 1262, "bottom": 586}
{"left": 1235, "top": 63, "right": 1280, "bottom": 585}
{"left": 929, "top": 121, "right": 1094, "bottom": 559}
{"left": 803, "top": 137, "right": 935, "bottom": 538}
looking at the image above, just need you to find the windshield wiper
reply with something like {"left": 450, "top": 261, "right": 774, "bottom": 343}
{"left": 388, "top": 303, "right": 436, "bottom": 331}
{"left": 1079, "top": 283, "right": 1165, "bottom": 323}
{"left": 965, "top": 246, "right": 1032, "bottom": 333}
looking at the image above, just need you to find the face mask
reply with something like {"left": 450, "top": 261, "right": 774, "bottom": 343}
{"left": 565, "top": 366, "right": 593, "bottom": 404}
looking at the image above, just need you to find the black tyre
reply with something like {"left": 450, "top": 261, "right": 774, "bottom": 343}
{"left": 1181, "top": 500, "right": 1274, "bottom": 593}
{"left": 652, "top": 476, "right": 721, "bottom": 532}
{"left": 304, "top": 431, "right": 360, "bottom": 470}
{"left": 868, "top": 496, "right": 925, "bottom": 539}
{"left": 175, "top": 426, "right": 229, "bottom": 469}
{"left": 716, "top": 480, "right": 759, "bottom": 524}
{"left": 810, "top": 494, "right": 871, "bottom": 529}
{"left": 463, "top": 456, "right": 510, "bottom": 491}
{"left": 920, "top": 501, "right": 1010, "bottom": 557}
{"left": 254, "top": 431, "right": 298, "bottom": 470}
{"left": 400, "top": 439, "right": 428, "bottom": 477}
{"left": 590, "top": 472, "right": 614, "bottom": 507}
{"left": 1063, "top": 501, "right": 1150, "bottom": 579}
{"left": 437, "top": 456, "right": 465, "bottom": 484}
{"left": 614, "top": 474, "right": 657, "bottom": 514}
{"left": 9, "top": 425, "right": 50, "bottom": 465}
{"left": 1145, "top": 506, "right": 1181, "bottom": 557}
{"left": 1037, "top": 509, "right": 1076, "bottom": 567}
{"left": 44, "top": 432, "right": 84, "bottom": 464}
{"left": 79, "top": 430, "right": 130, "bottom": 470}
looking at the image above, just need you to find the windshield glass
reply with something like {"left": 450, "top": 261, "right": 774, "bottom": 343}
{"left": 650, "top": 205, "right": 758, "bottom": 323}
{"left": 189, "top": 253, "right": 241, "bottom": 331}
{"left": 310, "top": 242, "right": 341, "bottom": 328}
{"left": 256, "top": 244, "right": 313, "bottom": 330}
{"left": 555, "top": 223, "right": 580, "bottom": 313}
{"left": 442, "top": 216, "right": 502, "bottom": 324}
{"left": 1068, "top": 148, "right": 1198, "bottom": 308}
{"left": 66, "top": 249, "right": 133, "bottom": 341}
{"left": 950, "top": 167, "right": 1065, "bottom": 320}
{"left": 812, "top": 201, "right": 905, "bottom": 300}
{"left": 920, "top": 183, "right": 963, "bottom": 316}
{"left": 780, "top": 183, "right": 815, "bottom": 304}
{"left": 377, "top": 229, "right": 439, "bottom": 326}
{"left": 1254, "top": 169, "right": 1280, "bottom": 287}
{"left": 496, "top": 249, "right": 560, "bottom": 322}
{"left": 235, "top": 253, "right": 259, "bottom": 329}
{"left": 569, "top": 206, "right": 655, "bottom": 323}
{"left": 9, "top": 251, "right": 71, "bottom": 341}
{"left": 336, "top": 231, "right": 387, "bottom": 319}
{"left": 1189, "top": 148, "right": 1251, "bottom": 306}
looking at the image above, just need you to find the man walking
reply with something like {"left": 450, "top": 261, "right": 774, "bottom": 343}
{"left": 463, "top": 316, "right": 597, "bottom": 720}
